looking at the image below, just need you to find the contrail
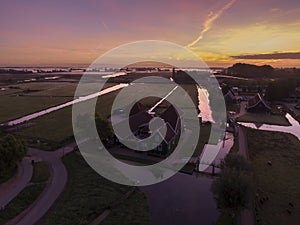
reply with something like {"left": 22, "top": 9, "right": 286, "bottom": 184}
{"left": 100, "top": 19, "right": 108, "bottom": 31}
{"left": 187, "top": 0, "right": 237, "bottom": 48}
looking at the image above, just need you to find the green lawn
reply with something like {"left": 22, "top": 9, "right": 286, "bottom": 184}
{"left": 0, "top": 162, "right": 50, "bottom": 224}
{"left": 0, "top": 166, "right": 17, "bottom": 185}
{"left": 237, "top": 112, "right": 290, "bottom": 126}
{"left": 101, "top": 191, "right": 150, "bottom": 225}
{"left": 43, "top": 152, "right": 150, "bottom": 225}
{"left": 0, "top": 184, "right": 45, "bottom": 225}
{"left": 31, "top": 162, "right": 50, "bottom": 183}
{"left": 246, "top": 128, "right": 300, "bottom": 225}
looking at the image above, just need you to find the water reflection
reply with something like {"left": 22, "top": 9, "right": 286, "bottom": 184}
{"left": 199, "top": 132, "right": 234, "bottom": 173}
{"left": 239, "top": 113, "right": 300, "bottom": 141}
{"left": 197, "top": 86, "right": 214, "bottom": 123}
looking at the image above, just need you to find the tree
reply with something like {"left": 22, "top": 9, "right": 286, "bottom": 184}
{"left": 227, "top": 63, "right": 274, "bottom": 78}
{"left": 265, "top": 78, "right": 298, "bottom": 101}
{"left": 211, "top": 168, "right": 253, "bottom": 211}
{"left": 95, "top": 115, "right": 113, "bottom": 141}
{"left": 211, "top": 153, "right": 253, "bottom": 217}
{"left": 0, "top": 134, "right": 27, "bottom": 177}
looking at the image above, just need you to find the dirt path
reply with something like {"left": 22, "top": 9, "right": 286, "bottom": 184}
{"left": 238, "top": 126, "right": 255, "bottom": 225}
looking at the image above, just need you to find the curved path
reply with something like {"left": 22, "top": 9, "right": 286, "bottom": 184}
{"left": 0, "top": 158, "right": 33, "bottom": 208}
{"left": 6, "top": 142, "right": 77, "bottom": 225}
{"left": 15, "top": 148, "right": 67, "bottom": 225}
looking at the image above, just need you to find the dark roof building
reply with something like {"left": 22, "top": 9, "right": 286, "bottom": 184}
{"left": 160, "top": 105, "right": 182, "bottom": 133}
{"left": 113, "top": 103, "right": 182, "bottom": 156}
{"left": 246, "top": 93, "right": 271, "bottom": 113}
{"left": 129, "top": 102, "right": 148, "bottom": 116}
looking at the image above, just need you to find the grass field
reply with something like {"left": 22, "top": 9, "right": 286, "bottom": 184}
{"left": 16, "top": 84, "right": 206, "bottom": 149}
{"left": 0, "top": 82, "right": 116, "bottom": 123}
{"left": 43, "top": 152, "right": 150, "bottom": 225}
{"left": 237, "top": 112, "right": 290, "bottom": 126}
{"left": 15, "top": 87, "right": 122, "bottom": 144}
{"left": 101, "top": 191, "right": 150, "bottom": 225}
{"left": 0, "top": 162, "right": 50, "bottom": 224}
{"left": 246, "top": 128, "right": 300, "bottom": 225}
{"left": 0, "top": 95, "right": 73, "bottom": 123}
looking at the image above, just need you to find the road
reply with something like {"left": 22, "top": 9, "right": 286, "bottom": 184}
{"left": 5, "top": 142, "right": 77, "bottom": 225}
{"left": 237, "top": 126, "right": 255, "bottom": 225}
{"left": 0, "top": 158, "right": 33, "bottom": 208}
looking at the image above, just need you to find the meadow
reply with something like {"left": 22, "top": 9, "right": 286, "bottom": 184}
{"left": 246, "top": 128, "right": 300, "bottom": 225}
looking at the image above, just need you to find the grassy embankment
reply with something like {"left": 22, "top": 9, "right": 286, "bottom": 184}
{"left": 43, "top": 152, "right": 150, "bottom": 225}
{"left": 0, "top": 162, "right": 50, "bottom": 224}
{"left": 246, "top": 128, "right": 300, "bottom": 225}
{"left": 237, "top": 113, "right": 290, "bottom": 126}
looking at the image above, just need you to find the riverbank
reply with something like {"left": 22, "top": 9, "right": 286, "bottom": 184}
{"left": 237, "top": 112, "right": 290, "bottom": 126}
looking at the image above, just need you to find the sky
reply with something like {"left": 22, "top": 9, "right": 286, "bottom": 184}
{"left": 0, "top": 0, "right": 299, "bottom": 67}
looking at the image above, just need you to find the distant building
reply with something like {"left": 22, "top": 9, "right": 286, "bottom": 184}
{"left": 223, "top": 87, "right": 242, "bottom": 104}
{"left": 246, "top": 93, "right": 271, "bottom": 113}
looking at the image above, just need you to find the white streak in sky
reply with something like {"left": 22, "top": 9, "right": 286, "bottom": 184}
{"left": 187, "top": 0, "right": 237, "bottom": 48}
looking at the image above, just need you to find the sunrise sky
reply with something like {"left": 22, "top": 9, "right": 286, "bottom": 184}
{"left": 0, "top": 0, "right": 299, "bottom": 67}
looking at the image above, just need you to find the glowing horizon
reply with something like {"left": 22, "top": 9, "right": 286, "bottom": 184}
{"left": 0, "top": 0, "right": 299, "bottom": 68}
